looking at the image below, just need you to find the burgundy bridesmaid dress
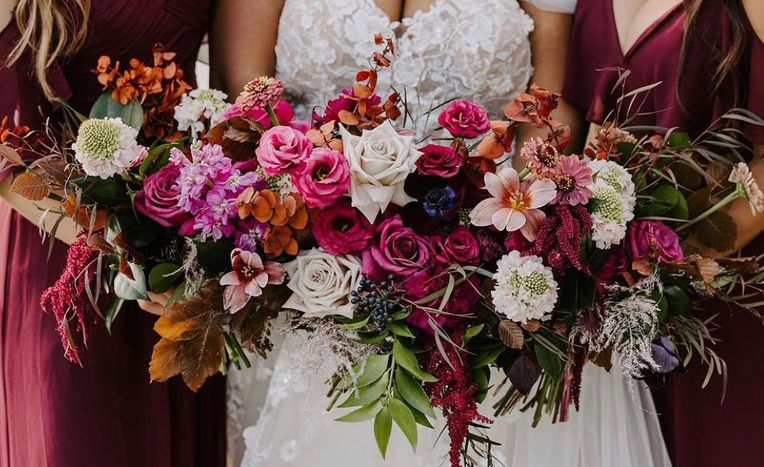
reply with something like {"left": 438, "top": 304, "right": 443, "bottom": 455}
{"left": 564, "top": 1, "right": 764, "bottom": 466}
{"left": 0, "top": 1, "right": 226, "bottom": 466}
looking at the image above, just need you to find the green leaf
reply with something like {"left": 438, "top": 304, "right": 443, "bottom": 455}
{"left": 393, "top": 340, "right": 437, "bottom": 383}
{"left": 139, "top": 143, "right": 176, "bottom": 177}
{"left": 105, "top": 297, "right": 124, "bottom": 334}
{"left": 558, "top": 271, "right": 597, "bottom": 312}
{"left": 89, "top": 92, "right": 124, "bottom": 120}
{"left": 535, "top": 342, "right": 564, "bottom": 380}
{"left": 149, "top": 263, "right": 183, "bottom": 293}
{"left": 340, "top": 316, "right": 370, "bottom": 330}
{"left": 470, "top": 346, "right": 504, "bottom": 369}
{"left": 374, "top": 406, "right": 393, "bottom": 458}
{"left": 357, "top": 329, "right": 390, "bottom": 345}
{"left": 410, "top": 405, "right": 434, "bottom": 429}
{"left": 391, "top": 307, "right": 413, "bottom": 320}
{"left": 665, "top": 132, "right": 692, "bottom": 150}
{"left": 113, "top": 263, "right": 148, "bottom": 300}
{"left": 166, "top": 281, "right": 187, "bottom": 308}
{"left": 463, "top": 324, "right": 484, "bottom": 345}
{"left": 71, "top": 176, "right": 129, "bottom": 207}
{"left": 335, "top": 400, "right": 383, "bottom": 423}
{"left": 345, "top": 354, "right": 390, "bottom": 389}
{"left": 643, "top": 184, "right": 688, "bottom": 220}
{"left": 664, "top": 285, "right": 693, "bottom": 316}
{"left": 121, "top": 100, "right": 144, "bottom": 132}
{"left": 388, "top": 398, "right": 417, "bottom": 451}
{"left": 388, "top": 322, "right": 415, "bottom": 338}
{"left": 194, "top": 239, "right": 236, "bottom": 275}
{"left": 588, "top": 248, "right": 613, "bottom": 273}
{"left": 473, "top": 366, "right": 490, "bottom": 404}
{"left": 394, "top": 368, "right": 436, "bottom": 419}
{"left": 339, "top": 371, "right": 389, "bottom": 408}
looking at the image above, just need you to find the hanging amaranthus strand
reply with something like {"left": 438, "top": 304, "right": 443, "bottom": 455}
{"left": 40, "top": 236, "right": 102, "bottom": 363}
{"left": 525, "top": 204, "right": 592, "bottom": 275}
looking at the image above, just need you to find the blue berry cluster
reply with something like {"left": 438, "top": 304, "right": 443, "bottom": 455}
{"left": 350, "top": 275, "right": 404, "bottom": 327}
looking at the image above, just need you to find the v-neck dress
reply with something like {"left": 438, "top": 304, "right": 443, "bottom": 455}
{"left": 564, "top": 1, "right": 764, "bottom": 466}
{"left": 0, "top": 2, "right": 225, "bottom": 466}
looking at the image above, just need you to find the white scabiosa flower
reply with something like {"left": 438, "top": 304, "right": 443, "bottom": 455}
{"left": 588, "top": 160, "right": 636, "bottom": 249}
{"left": 174, "top": 89, "right": 230, "bottom": 140}
{"left": 72, "top": 118, "right": 143, "bottom": 179}
{"left": 492, "top": 251, "right": 558, "bottom": 323}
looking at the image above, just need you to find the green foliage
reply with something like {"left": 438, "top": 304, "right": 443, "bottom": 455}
{"left": 149, "top": 263, "right": 183, "bottom": 293}
{"left": 89, "top": 92, "right": 144, "bottom": 131}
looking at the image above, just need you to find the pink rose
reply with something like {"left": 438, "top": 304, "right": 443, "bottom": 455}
{"left": 134, "top": 163, "right": 190, "bottom": 228}
{"left": 438, "top": 100, "right": 491, "bottom": 139}
{"left": 627, "top": 220, "right": 684, "bottom": 262}
{"left": 364, "top": 215, "right": 433, "bottom": 279}
{"left": 415, "top": 144, "right": 463, "bottom": 178}
{"left": 292, "top": 148, "right": 351, "bottom": 208}
{"left": 313, "top": 201, "right": 374, "bottom": 256}
{"left": 255, "top": 126, "right": 312, "bottom": 176}
{"left": 432, "top": 226, "right": 480, "bottom": 266}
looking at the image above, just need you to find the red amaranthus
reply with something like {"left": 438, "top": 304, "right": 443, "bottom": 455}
{"left": 525, "top": 204, "right": 592, "bottom": 275}
{"left": 40, "top": 236, "right": 102, "bottom": 364}
{"left": 422, "top": 327, "right": 492, "bottom": 467}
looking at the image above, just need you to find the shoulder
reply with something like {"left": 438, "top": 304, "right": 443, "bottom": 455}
{"left": 742, "top": 0, "right": 764, "bottom": 43}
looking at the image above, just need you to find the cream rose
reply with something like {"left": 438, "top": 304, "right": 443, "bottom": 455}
{"left": 283, "top": 248, "right": 362, "bottom": 318}
{"left": 341, "top": 120, "right": 422, "bottom": 222}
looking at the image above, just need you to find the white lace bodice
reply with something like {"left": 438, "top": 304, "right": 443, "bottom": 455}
{"left": 274, "top": 0, "right": 535, "bottom": 127}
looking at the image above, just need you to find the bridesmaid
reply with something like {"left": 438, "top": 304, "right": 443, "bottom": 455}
{"left": 564, "top": 0, "right": 764, "bottom": 465}
{"left": 0, "top": 1, "right": 225, "bottom": 466}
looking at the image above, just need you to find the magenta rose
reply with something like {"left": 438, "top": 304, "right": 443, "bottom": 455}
{"left": 404, "top": 273, "right": 479, "bottom": 332}
{"left": 255, "top": 125, "right": 312, "bottom": 176}
{"left": 627, "top": 220, "right": 684, "bottom": 262}
{"left": 292, "top": 148, "right": 351, "bottom": 208}
{"left": 365, "top": 215, "right": 433, "bottom": 278}
{"left": 432, "top": 226, "right": 480, "bottom": 266}
{"left": 415, "top": 144, "right": 463, "bottom": 178}
{"left": 313, "top": 201, "right": 374, "bottom": 256}
{"left": 134, "top": 163, "right": 190, "bottom": 228}
{"left": 438, "top": 100, "right": 491, "bottom": 139}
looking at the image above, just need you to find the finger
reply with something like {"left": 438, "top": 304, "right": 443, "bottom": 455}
{"left": 137, "top": 300, "right": 165, "bottom": 316}
{"left": 146, "top": 291, "right": 170, "bottom": 307}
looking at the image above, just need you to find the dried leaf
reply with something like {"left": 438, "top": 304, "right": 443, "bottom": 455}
{"left": 86, "top": 233, "right": 115, "bottom": 255}
{"left": 231, "top": 283, "right": 291, "bottom": 357}
{"left": 686, "top": 187, "right": 711, "bottom": 219}
{"left": 149, "top": 338, "right": 182, "bottom": 382}
{"left": 507, "top": 353, "right": 540, "bottom": 395}
{"left": 589, "top": 349, "right": 613, "bottom": 371}
{"left": 11, "top": 172, "right": 50, "bottom": 201}
{"left": 695, "top": 211, "right": 737, "bottom": 252}
{"left": 206, "top": 117, "right": 261, "bottom": 162}
{"left": 338, "top": 110, "right": 361, "bottom": 126}
{"left": 521, "top": 320, "right": 541, "bottom": 333}
{"left": 498, "top": 320, "right": 524, "bottom": 349}
{"left": 0, "top": 144, "right": 23, "bottom": 166}
{"left": 119, "top": 256, "right": 135, "bottom": 281}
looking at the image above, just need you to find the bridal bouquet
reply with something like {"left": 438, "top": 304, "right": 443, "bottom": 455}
{"left": 3, "top": 38, "right": 763, "bottom": 467}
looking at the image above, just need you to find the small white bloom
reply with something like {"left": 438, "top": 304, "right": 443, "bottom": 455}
{"left": 72, "top": 118, "right": 143, "bottom": 179}
{"left": 492, "top": 251, "right": 558, "bottom": 324}
{"left": 341, "top": 120, "right": 422, "bottom": 222}
{"left": 729, "top": 162, "right": 764, "bottom": 216}
{"left": 587, "top": 160, "right": 636, "bottom": 249}
{"left": 283, "top": 248, "right": 362, "bottom": 319}
{"left": 174, "top": 88, "right": 231, "bottom": 140}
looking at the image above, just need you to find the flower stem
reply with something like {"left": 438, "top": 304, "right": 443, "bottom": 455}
{"left": 677, "top": 190, "right": 741, "bottom": 232}
{"left": 518, "top": 167, "right": 531, "bottom": 180}
{"left": 265, "top": 104, "right": 280, "bottom": 127}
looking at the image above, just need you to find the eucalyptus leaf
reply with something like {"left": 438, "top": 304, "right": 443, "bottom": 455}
{"left": 388, "top": 398, "right": 417, "bottom": 451}
{"left": 113, "top": 263, "right": 148, "bottom": 300}
{"left": 105, "top": 297, "right": 125, "bottom": 334}
{"left": 121, "top": 100, "right": 144, "bottom": 132}
{"left": 335, "top": 400, "right": 383, "bottom": 423}
{"left": 89, "top": 92, "right": 124, "bottom": 120}
{"left": 394, "top": 368, "right": 436, "bottom": 419}
{"left": 374, "top": 406, "right": 393, "bottom": 458}
{"left": 393, "top": 340, "right": 437, "bottom": 383}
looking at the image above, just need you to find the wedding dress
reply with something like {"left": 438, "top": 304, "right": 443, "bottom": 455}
{"left": 230, "top": 1, "right": 672, "bottom": 466}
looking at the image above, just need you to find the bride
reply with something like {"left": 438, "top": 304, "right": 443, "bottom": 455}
{"left": 211, "top": 1, "right": 672, "bottom": 466}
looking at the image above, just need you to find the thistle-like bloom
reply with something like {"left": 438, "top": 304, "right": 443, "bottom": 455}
{"left": 234, "top": 77, "right": 284, "bottom": 112}
{"left": 520, "top": 137, "right": 561, "bottom": 177}
{"left": 492, "top": 251, "right": 558, "bottom": 323}
{"left": 72, "top": 118, "right": 143, "bottom": 179}
{"left": 552, "top": 155, "right": 593, "bottom": 205}
{"left": 470, "top": 167, "right": 556, "bottom": 241}
{"left": 587, "top": 160, "right": 636, "bottom": 249}
{"left": 729, "top": 162, "right": 764, "bottom": 215}
{"left": 221, "top": 248, "right": 286, "bottom": 313}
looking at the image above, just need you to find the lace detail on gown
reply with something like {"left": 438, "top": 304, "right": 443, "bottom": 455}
{"left": 274, "top": 0, "right": 534, "bottom": 127}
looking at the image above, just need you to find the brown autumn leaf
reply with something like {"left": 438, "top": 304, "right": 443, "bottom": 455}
{"left": 35, "top": 156, "right": 70, "bottom": 184}
{"left": 87, "top": 233, "right": 115, "bottom": 255}
{"left": 206, "top": 117, "right": 261, "bottom": 162}
{"left": 119, "top": 256, "right": 135, "bottom": 281}
{"left": 231, "top": 283, "right": 291, "bottom": 357}
{"left": 521, "top": 319, "right": 541, "bottom": 333}
{"left": 686, "top": 186, "right": 711, "bottom": 219}
{"left": 0, "top": 143, "right": 23, "bottom": 166}
{"left": 179, "top": 322, "right": 225, "bottom": 391}
{"left": 149, "top": 338, "right": 182, "bottom": 383}
{"left": 338, "top": 110, "right": 361, "bottom": 126}
{"left": 11, "top": 172, "right": 50, "bottom": 201}
{"left": 62, "top": 196, "right": 108, "bottom": 231}
{"left": 695, "top": 211, "right": 737, "bottom": 252}
{"left": 498, "top": 320, "right": 524, "bottom": 350}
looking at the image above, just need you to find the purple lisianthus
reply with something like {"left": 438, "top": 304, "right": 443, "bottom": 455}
{"left": 627, "top": 220, "right": 684, "bottom": 262}
{"left": 438, "top": 100, "right": 491, "bottom": 139}
{"left": 134, "top": 163, "right": 190, "bottom": 228}
{"left": 364, "top": 215, "right": 433, "bottom": 279}
{"left": 416, "top": 144, "right": 463, "bottom": 178}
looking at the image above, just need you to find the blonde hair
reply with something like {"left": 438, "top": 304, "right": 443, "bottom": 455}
{"left": 7, "top": 0, "right": 91, "bottom": 99}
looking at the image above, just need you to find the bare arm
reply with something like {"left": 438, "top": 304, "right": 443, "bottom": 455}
{"left": 515, "top": 3, "right": 584, "bottom": 170}
{"left": 0, "top": 176, "right": 77, "bottom": 245}
{"left": 209, "top": 0, "right": 285, "bottom": 96}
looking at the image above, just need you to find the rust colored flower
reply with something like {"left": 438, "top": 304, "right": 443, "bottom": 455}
{"left": 236, "top": 189, "right": 308, "bottom": 230}
{"left": 503, "top": 84, "right": 561, "bottom": 128}
{"left": 476, "top": 121, "right": 517, "bottom": 159}
{"left": 263, "top": 225, "right": 298, "bottom": 257}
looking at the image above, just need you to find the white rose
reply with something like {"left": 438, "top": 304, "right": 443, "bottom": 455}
{"left": 341, "top": 120, "right": 422, "bottom": 222}
{"left": 283, "top": 248, "right": 362, "bottom": 318}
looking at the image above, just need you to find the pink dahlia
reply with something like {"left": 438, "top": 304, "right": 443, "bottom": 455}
{"left": 520, "top": 137, "right": 561, "bottom": 177}
{"left": 551, "top": 155, "right": 593, "bottom": 206}
{"left": 234, "top": 77, "right": 285, "bottom": 112}
{"left": 469, "top": 168, "right": 556, "bottom": 241}
{"left": 220, "top": 248, "right": 287, "bottom": 313}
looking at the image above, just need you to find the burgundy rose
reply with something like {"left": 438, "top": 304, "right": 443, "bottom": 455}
{"left": 475, "top": 229, "right": 505, "bottom": 263}
{"left": 134, "top": 163, "right": 190, "bottom": 228}
{"left": 594, "top": 247, "right": 628, "bottom": 288}
{"left": 364, "top": 215, "right": 433, "bottom": 278}
{"left": 432, "top": 226, "right": 480, "bottom": 266}
{"left": 627, "top": 220, "right": 684, "bottom": 262}
{"left": 416, "top": 144, "right": 463, "bottom": 178}
{"left": 313, "top": 201, "right": 374, "bottom": 256}
{"left": 505, "top": 232, "right": 530, "bottom": 252}
{"left": 404, "top": 274, "right": 479, "bottom": 333}
{"left": 438, "top": 100, "right": 491, "bottom": 139}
